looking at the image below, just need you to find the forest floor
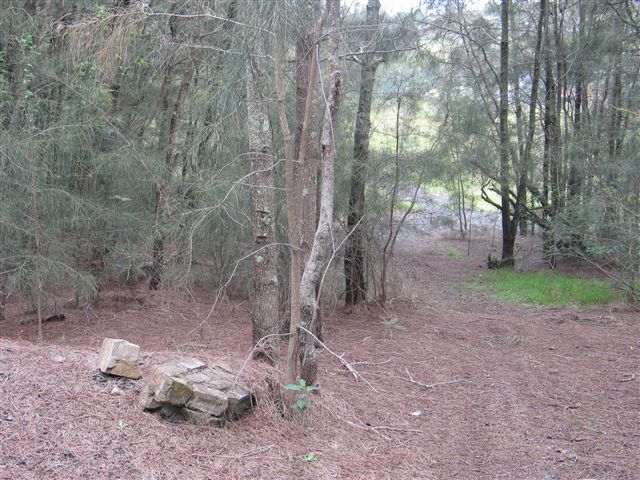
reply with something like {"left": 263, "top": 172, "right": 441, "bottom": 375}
{"left": 1, "top": 224, "right": 639, "bottom": 479}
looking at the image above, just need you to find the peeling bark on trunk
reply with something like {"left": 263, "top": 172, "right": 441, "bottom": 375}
{"left": 247, "top": 39, "right": 279, "bottom": 362}
{"left": 299, "top": 0, "right": 342, "bottom": 386}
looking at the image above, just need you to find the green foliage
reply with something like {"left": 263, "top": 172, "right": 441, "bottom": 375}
{"left": 285, "top": 378, "right": 318, "bottom": 412}
{"left": 74, "top": 272, "right": 99, "bottom": 307}
{"left": 300, "top": 452, "right": 317, "bottom": 462}
{"left": 480, "top": 270, "right": 622, "bottom": 307}
{"left": 95, "top": 5, "right": 108, "bottom": 18}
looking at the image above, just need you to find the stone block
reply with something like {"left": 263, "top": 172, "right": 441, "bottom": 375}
{"left": 153, "top": 374, "right": 193, "bottom": 406}
{"left": 98, "top": 338, "right": 141, "bottom": 379}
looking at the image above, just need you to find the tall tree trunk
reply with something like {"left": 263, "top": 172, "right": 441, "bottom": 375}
{"left": 553, "top": 1, "right": 567, "bottom": 206}
{"left": 379, "top": 91, "right": 402, "bottom": 306}
{"left": 498, "top": 0, "right": 514, "bottom": 265}
{"left": 246, "top": 38, "right": 279, "bottom": 362}
{"left": 514, "top": 0, "right": 546, "bottom": 236}
{"left": 510, "top": 4, "right": 527, "bottom": 236}
{"left": 568, "top": 0, "right": 585, "bottom": 200}
{"left": 276, "top": 11, "right": 323, "bottom": 390}
{"left": 543, "top": 3, "right": 559, "bottom": 266}
{"left": 150, "top": 68, "right": 192, "bottom": 290}
{"left": 345, "top": 0, "right": 382, "bottom": 306}
{"left": 608, "top": 56, "right": 624, "bottom": 159}
{"left": 275, "top": 42, "right": 302, "bottom": 389}
{"left": 299, "top": 0, "right": 342, "bottom": 386}
{"left": 294, "top": 10, "right": 323, "bottom": 339}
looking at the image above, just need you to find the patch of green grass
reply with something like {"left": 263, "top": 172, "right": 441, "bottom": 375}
{"left": 480, "top": 270, "right": 621, "bottom": 306}
{"left": 394, "top": 199, "right": 425, "bottom": 213}
{"left": 445, "top": 247, "right": 464, "bottom": 259}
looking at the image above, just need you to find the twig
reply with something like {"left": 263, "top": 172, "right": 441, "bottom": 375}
{"left": 620, "top": 373, "right": 635, "bottom": 382}
{"left": 298, "top": 326, "right": 357, "bottom": 379}
{"left": 225, "top": 443, "right": 275, "bottom": 459}
{"left": 402, "top": 368, "right": 464, "bottom": 389}
{"left": 298, "top": 325, "right": 378, "bottom": 392}
{"left": 351, "top": 357, "right": 394, "bottom": 366}
{"left": 233, "top": 333, "right": 291, "bottom": 383}
{"left": 370, "top": 425, "right": 422, "bottom": 434}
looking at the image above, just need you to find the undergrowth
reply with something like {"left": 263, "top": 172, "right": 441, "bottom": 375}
{"left": 479, "top": 270, "right": 622, "bottom": 306}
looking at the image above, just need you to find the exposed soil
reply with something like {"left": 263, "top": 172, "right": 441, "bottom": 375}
{"left": 1, "top": 227, "right": 638, "bottom": 479}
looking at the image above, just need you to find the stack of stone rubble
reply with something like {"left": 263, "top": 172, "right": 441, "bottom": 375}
{"left": 138, "top": 358, "right": 253, "bottom": 426}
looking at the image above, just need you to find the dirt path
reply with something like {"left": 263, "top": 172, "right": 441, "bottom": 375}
{"left": 1, "top": 229, "right": 638, "bottom": 479}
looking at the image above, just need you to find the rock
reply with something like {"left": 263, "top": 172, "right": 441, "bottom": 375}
{"left": 185, "top": 409, "right": 224, "bottom": 427}
{"left": 98, "top": 338, "right": 141, "bottom": 380}
{"left": 140, "top": 357, "right": 253, "bottom": 426}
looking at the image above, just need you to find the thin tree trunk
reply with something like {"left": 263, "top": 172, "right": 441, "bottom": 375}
{"left": 150, "top": 68, "right": 192, "bottom": 290}
{"left": 345, "top": 0, "right": 381, "bottom": 306}
{"left": 498, "top": 0, "right": 514, "bottom": 265}
{"left": 246, "top": 38, "right": 279, "bottom": 362}
{"left": 0, "top": 285, "right": 6, "bottom": 322}
{"left": 568, "top": 0, "right": 585, "bottom": 200}
{"left": 275, "top": 38, "right": 302, "bottom": 388}
{"left": 276, "top": 11, "right": 324, "bottom": 390}
{"left": 510, "top": 5, "right": 526, "bottom": 236}
{"left": 553, "top": 1, "right": 567, "bottom": 206}
{"left": 514, "top": 0, "right": 546, "bottom": 235}
{"left": 380, "top": 91, "right": 402, "bottom": 306}
{"left": 543, "top": 2, "right": 559, "bottom": 267}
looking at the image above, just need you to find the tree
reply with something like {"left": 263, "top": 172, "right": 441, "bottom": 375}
{"left": 246, "top": 29, "right": 279, "bottom": 361}
{"left": 344, "top": 0, "right": 383, "bottom": 306}
{"left": 295, "top": 0, "right": 324, "bottom": 339}
{"left": 497, "top": 0, "right": 513, "bottom": 265}
{"left": 298, "top": 0, "right": 343, "bottom": 385}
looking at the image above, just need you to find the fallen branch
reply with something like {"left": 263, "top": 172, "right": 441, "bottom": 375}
{"left": 402, "top": 368, "right": 464, "bottom": 389}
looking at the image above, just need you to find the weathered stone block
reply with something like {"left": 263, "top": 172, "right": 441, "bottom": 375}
{"left": 110, "top": 360, "right": 141, "bottom": 379}
{"left": 98, "top": 338, "right": 141, "bottom": 379}
{"left": 154, "top": 376, "right": 193, "bottom": 405}
{"left": 187, "top": 384, "right": 228, "bottom": 416}
{"left": 139, "top": 357, "right": 253, "bottom": 426}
